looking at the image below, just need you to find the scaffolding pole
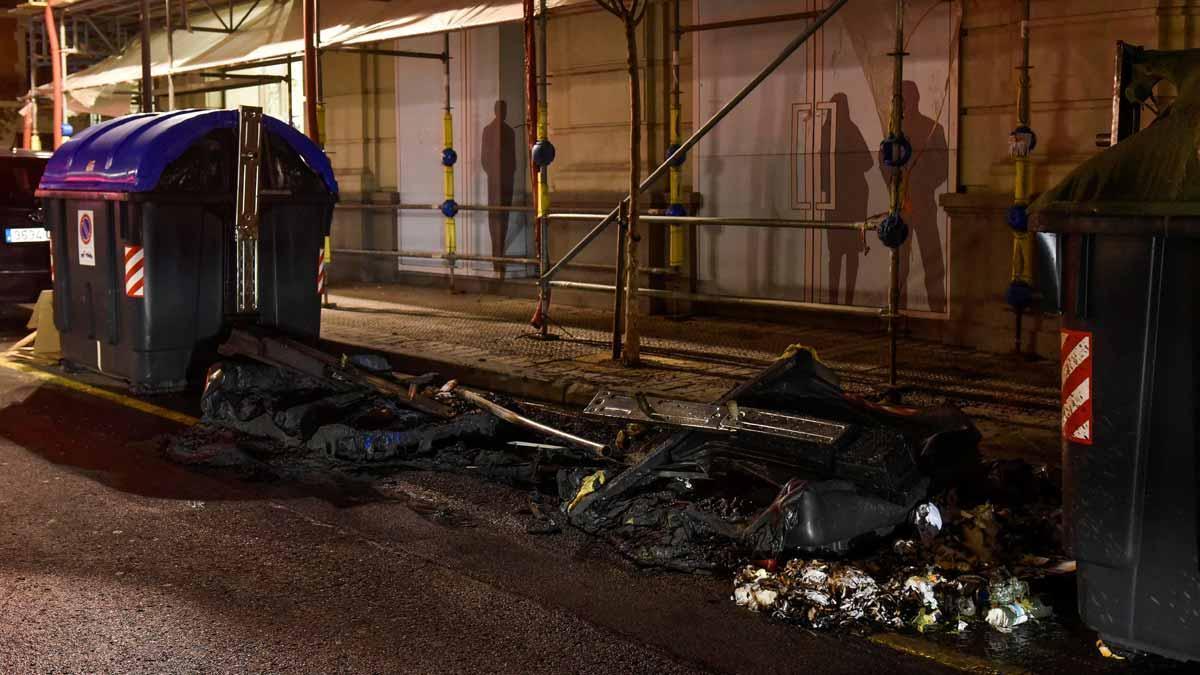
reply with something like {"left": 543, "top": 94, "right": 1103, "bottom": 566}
{"left": 302, "top": 0, "right": 318, "bottom": 143}
{"left": 884, "top": 0, "right": 907, "bottom": 395}
{"left": 668, "top": 0, "right": 684, "bottom": 268}
{"left": 530, "top": 0, "right": 554, "bottom": 338}
{"left": 1007, "top": 0, "right": 1035, "bottom": 352}
{"left": 442, "top": 32, "right": 457, "bottom": 293}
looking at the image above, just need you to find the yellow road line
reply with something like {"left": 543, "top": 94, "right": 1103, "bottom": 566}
{"left": 0, "top": 355, "right": 198, "bottom": 426}
{"left": 869, "top": 633, "right": 1030, "bottom": 675}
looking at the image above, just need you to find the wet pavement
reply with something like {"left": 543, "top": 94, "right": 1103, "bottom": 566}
{"left": 320, "top": 285, "right": 1063, "bottom": 467}
{"left": 0, "top": 302, "right": 1193, "bottom": 674}
{"left": 0, "top": 337, "right": 947, "bottom": 671}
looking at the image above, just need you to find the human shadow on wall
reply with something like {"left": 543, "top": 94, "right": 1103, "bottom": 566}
{"left": 823, "top": 92, "right": 873, "bottom": 306}
{"left": 882, "top": 80, "right": 948, "bottom": 313}
{"left": 481, "top": 100, "right": 516, "bottom": 278}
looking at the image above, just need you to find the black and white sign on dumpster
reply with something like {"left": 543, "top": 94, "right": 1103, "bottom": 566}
{"left": 35, "top": 108, "right": 338, "bottom": 392}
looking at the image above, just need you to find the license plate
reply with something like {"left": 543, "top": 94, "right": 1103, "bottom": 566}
{"left": 4, "top": 227, "right": 50, "bottom": 244}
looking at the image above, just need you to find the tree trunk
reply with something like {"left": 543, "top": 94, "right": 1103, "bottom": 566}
{"left": 620, "top": 15, "right": 642, "bottom": 366}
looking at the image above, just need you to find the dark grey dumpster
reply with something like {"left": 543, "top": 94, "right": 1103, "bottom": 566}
{"left": 1030, "top": 47, "right": 1200, "bottom": 662}
{"left": 36, "top": 109, "right": 338, "bottom": 392}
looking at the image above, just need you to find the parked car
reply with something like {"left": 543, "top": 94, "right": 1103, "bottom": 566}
{"left": 0, "top": 150, "right": 52, "bottom": 302}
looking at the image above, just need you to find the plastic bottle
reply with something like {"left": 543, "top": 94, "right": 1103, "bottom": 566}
{"left": 986, "top": 603, "right": 1029, "bottom": 631}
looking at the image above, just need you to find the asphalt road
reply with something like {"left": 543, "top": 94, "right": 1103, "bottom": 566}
{"left": 0, "top": 345, "right": 960, "bottom": 672}
{"left": 0, "top": 303, "right": 1189, "bottom": 675}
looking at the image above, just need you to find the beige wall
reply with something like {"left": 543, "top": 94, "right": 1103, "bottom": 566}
{"left": 943, "top": 0, "right": 1200, "bottom": 357}
{"left": 958, "top": 0, "right": 1165, "bottom": 196}
{"left": 324, "top": 51, "right": 399, "bottom": 195}
{"left": 546, "top": 2, "right": 692, "bottom": 198}
{"left": 322, "top": 51, "right": 403, "bottom": 282}
{"left": 531, "top": 2, "right": 703, "bottom": 312}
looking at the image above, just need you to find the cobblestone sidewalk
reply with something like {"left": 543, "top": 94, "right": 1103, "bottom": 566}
{"left": 320, "top": 283, "right": 1061, "bottom": 463}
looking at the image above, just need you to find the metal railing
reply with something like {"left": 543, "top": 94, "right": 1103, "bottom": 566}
{"left": 330, "top": 200, "right": 884, "bottom": 317}
{"left": 331, "top": 202, "right": 685, "bottom": 275}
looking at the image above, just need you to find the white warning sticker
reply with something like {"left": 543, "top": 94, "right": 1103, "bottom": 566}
{"left": 77, "top": 209, "right": 95, "bottom": 267}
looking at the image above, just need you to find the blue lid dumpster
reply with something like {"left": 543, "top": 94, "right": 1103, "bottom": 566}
{"left": 1030, "top": 46, "right": 1200, "bottom": 662}
{"left": 36, "top": 109, "right": 338, "bottom": 392}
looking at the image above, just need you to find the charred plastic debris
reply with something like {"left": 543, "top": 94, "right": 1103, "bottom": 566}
{"left": 169, "top": 329, "right": 1068, "bottom": 638}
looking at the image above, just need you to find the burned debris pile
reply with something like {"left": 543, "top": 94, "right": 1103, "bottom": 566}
{"left": 169, "top": 332, "right": 613, "bottom": 484}
{"left": 168, "top": 331, "right": 1066, "bottom": 637}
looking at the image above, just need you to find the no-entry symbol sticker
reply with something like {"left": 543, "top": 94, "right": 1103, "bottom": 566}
{"left": 77, "top": 209, "right": 95, "bottom": 267}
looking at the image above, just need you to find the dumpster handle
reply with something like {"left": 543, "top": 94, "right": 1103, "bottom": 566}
{"left": 234, "top": 106, "right": 264, "bottom": 314}
{"left": 105, "top": 202, "right": 120, "bottom": 346}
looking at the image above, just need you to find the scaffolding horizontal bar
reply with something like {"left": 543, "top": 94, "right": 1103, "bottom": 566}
{"left": 220, "top": 54, "right": 303, "bottom": 71}
{"left": 331, "top": 203, "right": 866, "bottom": 231}
{"left": 333, "top": 248, "right": 536, "bottom": 265}
{"left": 678, "top": 10, "right": 820, "bottom": 34}
{"left": 547, "top": 213, "right": 878, "bottom": 231}
{"left": 546, "top": 280, "right": 884, "bottom": 317}
{"left": 116, "top": 74, "right": 287, "bottom": 97}
{"left": 335, "top": 202, "right": 535, "bottom": 214}
{"left": 331, "top": 248, "right": 676, "bottom": 276}
{"left": 323, "top": 46, "right": 448, "bottom": 61}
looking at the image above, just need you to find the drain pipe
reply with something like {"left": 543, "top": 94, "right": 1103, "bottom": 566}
{"left": 165, "top": 0, "right": 175, "bottom": 110}
{"left": 302, "top": 0, "right": 319, "bottom": 142}
{"left": 139, "top": 0, "right": 153, "bottom": 112}
{"left": 44, "top": 2, "right": 63, "bottom": 148}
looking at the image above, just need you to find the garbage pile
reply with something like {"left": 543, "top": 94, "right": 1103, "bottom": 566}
{"left": 726, "top": 457, "right": 1068, "bottom": 635}
{"left": 168, "top": 330, "right": 1067, "bottom": 638}
{"left": 559, "top": 347, "right": 985, "bottom": 572}
{"left": 168, "top": 331, "right": 615, "bottom": 484}
{"left": 732, "top": 560, "right": 1052, "bottom": 634}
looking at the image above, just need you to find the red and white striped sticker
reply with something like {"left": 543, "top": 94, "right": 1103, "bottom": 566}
{"left": 1061, "top": 329, "right": 1093, "bottom": 445}
{"left": 317, "top": 247, "right": 326, "bottom": 295}
{"left": 124, "top": 244, "right": 145, "bottom": 298}
{"left": 48, "top": 232, "right": 55, "bottom": 283}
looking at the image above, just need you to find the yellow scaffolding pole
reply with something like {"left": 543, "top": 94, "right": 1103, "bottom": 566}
{"left": 1006, "top": 0, "right": 1036, "bottom": 352}
{"left": 440, "top": 32, "right": 458, "bottom": 291}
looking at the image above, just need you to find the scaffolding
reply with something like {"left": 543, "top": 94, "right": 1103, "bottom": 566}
{"left": 326, "top": 0, "right": 922, "bottom": 388}
{"left": 25, "top": 0, "right": 922, "bottom": 396}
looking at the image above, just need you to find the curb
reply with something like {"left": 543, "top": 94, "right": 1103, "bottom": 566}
{"left": 320, "top": 337, "right": 594, "bottom": 407}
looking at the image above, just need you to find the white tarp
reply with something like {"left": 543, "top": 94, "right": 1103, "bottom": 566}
{"left": 51, "top": 0, "right": 584, "bottom": 113}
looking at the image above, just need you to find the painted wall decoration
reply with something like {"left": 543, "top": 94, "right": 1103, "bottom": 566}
{"left": 693, "top": 0, "right": 957, "bottom": 314}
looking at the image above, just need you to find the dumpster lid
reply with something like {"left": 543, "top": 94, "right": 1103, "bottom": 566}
{"left": 1031, "top": 48, "right": 1200, "bottom": 232}
{"left": 37, "top": 109, "right": 337, "bottom": 195}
